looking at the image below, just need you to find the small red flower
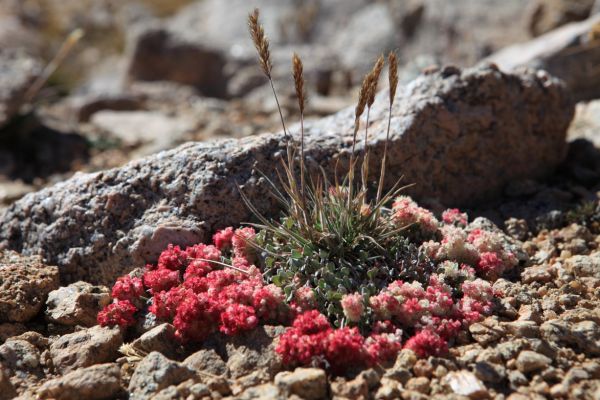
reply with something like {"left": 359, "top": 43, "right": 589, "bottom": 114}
{"left": 97, "top": 300, "right": 137, "bottom": 327}
{"left": 111, "top": 275, "right": 144, "bottom": 302}
{"left": 404, "top": 330, "right": 448, "bottom": 358}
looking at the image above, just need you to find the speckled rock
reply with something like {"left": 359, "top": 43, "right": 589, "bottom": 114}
{"left": 49, "top": 325, "right": 123, "bottom": 374}
{"left": 128, "top": 351, "right": 197, "bottom": 400}
{"left": 0, "top": 65, "right": 572, "bottom": 284}
{"left": 36, "top": 363, "right": 122, "bottom": 400}
{"left": 0, "top": 251, "right": 59, "bottom": 322}
{"left": 45, "top": 282, "right": 111, "bottom": 327}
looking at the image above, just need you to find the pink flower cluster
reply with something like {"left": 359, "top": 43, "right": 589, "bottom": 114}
{"left": 364, "top": 273, "right": 495, "bottom": 357}
{"left": 276, "top": 310, "right": 401, "bottom": 373}
{"left": 442, "top": 208, "right": 468, "bottom": 227}
{"left": 392, "top": 196, "right": 439, "bottom": 234}
{"left": 98, "top": 227, "right": 290, "bottom": 341}
{"left": 421, "top": 217, "right": 518, "bottom": 280}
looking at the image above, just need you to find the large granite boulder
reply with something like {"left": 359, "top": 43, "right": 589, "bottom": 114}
{"left": 0, "top": 65, "right": 573, "bottom": 284}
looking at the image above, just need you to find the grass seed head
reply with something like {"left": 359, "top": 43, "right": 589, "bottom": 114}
{"left": 388, "top": 51, "right": 399, "bottom": 106}
{"left": 248, "top": 8, "right": 273, "bottom": 79}
{"left": 367, "top": 55, "right": 385, "bottom": 108}
{"left": 292, "top": 53, "right": 305, "bottom": 114}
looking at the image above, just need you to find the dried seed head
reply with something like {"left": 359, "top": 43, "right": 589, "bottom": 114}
{"left": 388, "top": 51, "right": 398, "bottom": 106}
{"left": 248, "top": 8, "right": 272, "bottom": 79}
{"left": 367, "top": 55, "right": 385, "bottom": 108}
{"left": 292, "top": 53, "right": 305, "bottom": 114}
{"left": 355, "top": 73, "right": 370, "bottom": 120}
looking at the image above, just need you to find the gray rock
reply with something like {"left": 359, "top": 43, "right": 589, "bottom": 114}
{"left": 487, "top": 13, "right": 600, "bottom": 102}
{"left": 274, "top": 368, "right": 327, "bottom": 400}
{"left": 36, "top": 363, "right": 121, "bottom": 400}
{"left": 49, "top": 325, "right": 123, "bottom": 374}
{"left": 0, "top": 50, "right": 41, "bottom": 129}
{"left": 0, "top": 251, "right": 59, "bottom": 323}
{"left": 0, "top": 66, "right": 572, "bottom": 284}
{"left": 224, "top": 325, "right": 284, "bottom": 379}
{"left": 128, "top": 351, "right": 196, "bottom": 400}
{"left": 0, "top": 339, "right": 42, "bottom": 375}
{"left": 183, "top": 347, "right": 228, "bottom": 377}
{"left": 45, "top": 282, "right": 111, "bottom": 327}
{"left": 515, "top": 350, "right": 552, "bottom": 373}
{"left": 131, "top": 323, "right": 179, "bottom": 358}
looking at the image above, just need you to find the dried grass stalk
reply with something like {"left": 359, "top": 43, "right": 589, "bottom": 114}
{"left": 292, "top": 53, "right": 307, "bottom": 202}
{"left": 376, "top": 51, "right": 399, "bottom": 203}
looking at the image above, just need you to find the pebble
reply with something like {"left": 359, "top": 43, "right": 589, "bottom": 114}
{"left": 515, "top": 351, "right": 552, "bottom": 373}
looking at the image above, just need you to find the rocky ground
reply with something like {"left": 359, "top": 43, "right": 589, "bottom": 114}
{"left": 1, "top": 184, "right": 599, "bottom": 399}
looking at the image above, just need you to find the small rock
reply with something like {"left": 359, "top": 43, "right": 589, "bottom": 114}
{"left": 508, "top": 370, "right": 528, "bottom": 388}
{"left": 49, "top": 325, "right": 123, "bottom": 374}
{"left": 184, "top": 347, "right": 228, "bottom": 377}
{"left": 224, "top": 325, "right": 283, "bottom": 378}
{"left": 375, "top": 378, "right": 401, "bottom": 400}
{"left": 469, "top": 321, "right": 504, "bottom": 345}
{"left": 395, "top": 349, "right": 418, "bottom": 369}
{"left": 0, "top": 251, "right": 59, "bottom": 323}
{"left": 37, "top": 363, "right": 121, "bottom": 400}
{"left": 330, "top": 375, "right": 369, "bottom": 399}
{"left": 236, "top": 383, "right": 280, "bottom": 400}
{"left": 274, "top": 368, "right": 327, "bottom": 400}
{"left": 45, "top": 281, "right": 111, "bottom": 327}
{"left": 473, "top": 361, "right": 506, "bottom": 383}
{"left": 131, "top": 323, "right": 179, "bottom": 358}
{"left": 406, "top": 377, "right": 430, "bottom": 394}
{"left": 564, "top": 254, "right": 600, "bottom": 278}
{"left": 541, "top": 319, "right": 600, "bottom": 355}
{"left": 0, "top": 338, "right": 42, "bottom": 377}
{"left": 504, "top": 320, "right": 540, "bottom": 338}
{"left": 128, "top": 352, "right": 197, "bottom": 400}
{"left": 515, "top": 350, "right": 552, "bottom": 373}
{"left": 444, "top": 370, "right": 488, "bottom": 399}
{"left": 521, "top": 265, "right": 554, "bottom": 284}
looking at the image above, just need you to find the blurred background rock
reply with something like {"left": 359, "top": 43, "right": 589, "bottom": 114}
{"left": 0, "top": 0, "right": 599, "bottom": 208}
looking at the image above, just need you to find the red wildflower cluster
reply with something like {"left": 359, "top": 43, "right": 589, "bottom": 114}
{"left": 276, "top": 310, "right": 401, "bottom": 373}
{"left": 98, "top": 227, "right": 289, "bottom": 339}
{"left": 404, "top": 329, "right": 448, "bottom": 358}
{"left": 111, "top": 276, "right": 144, "bottom": 303}
{"left": 97, "top": 300, "right": 137, "bottom": 327}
